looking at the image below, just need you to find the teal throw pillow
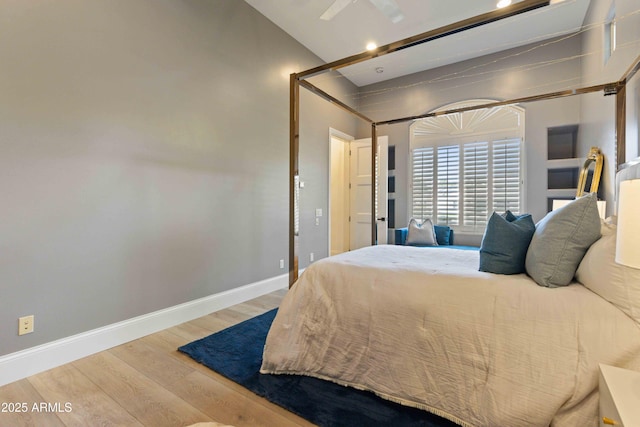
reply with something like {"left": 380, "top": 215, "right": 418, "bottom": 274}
{"left": 479, "top": 211, "right": 535, "bottom": 275}
{"left": 434, "top": 225, "right": 452, "bottom": 245}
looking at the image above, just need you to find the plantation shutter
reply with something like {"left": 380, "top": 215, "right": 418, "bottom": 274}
{"left": 463, "top": 142, "right": 489, "bottom": 227}
{"left": 436, "top": 145, "right": 459, "bottom": 225}
{"left": 411, "top": 147, "right": 434, "bottom": 219}
{"left": 492, "top": 139, "right": 521, "bottom": 214}
{"left": 410, "top": 139, "right": 522, "bottom": 231}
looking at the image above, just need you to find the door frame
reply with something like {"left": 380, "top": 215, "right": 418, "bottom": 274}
{"left": 328, "top": 129, "right": 390, "bottom": 254}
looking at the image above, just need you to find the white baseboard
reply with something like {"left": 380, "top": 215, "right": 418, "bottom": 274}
{"left": 0, "top": 274, "right": 288, "bottom": 387}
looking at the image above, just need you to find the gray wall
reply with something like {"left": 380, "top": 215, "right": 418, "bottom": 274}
{"left": 579, "top": 0, "right": 640, "bottom": 213}
{"left": 355, "top": 35, "right": 584, "bottom": 242}
{"left": 0, "top": 0, "right": 356, "bottom": 355}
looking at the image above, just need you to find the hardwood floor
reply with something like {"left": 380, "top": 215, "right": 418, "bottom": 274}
{"left": 0, "top": 289, "right": 315, "bottom": 427}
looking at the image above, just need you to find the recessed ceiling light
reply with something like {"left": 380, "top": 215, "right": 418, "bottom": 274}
{"left": 366, "top": 42, "right": 377, "bottom": 51}
{"left": 497, "top": 0, "right": 512, "bottom": 8}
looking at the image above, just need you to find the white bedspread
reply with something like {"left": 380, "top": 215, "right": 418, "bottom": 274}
{"left": 261, "top": 245, "right": 640, "bottom": 427}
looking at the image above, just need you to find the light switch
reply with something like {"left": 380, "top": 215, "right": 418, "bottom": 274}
{"left": 316, "top": 208, "right": 323, "bottom": 217}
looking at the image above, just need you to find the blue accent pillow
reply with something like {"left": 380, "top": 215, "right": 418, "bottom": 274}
{"left": 525, "top": 192, "right": 601, "bottom": 287}
{"left": 434, "top": 225, "right": 451, "bottom": 246}
{"left": 479, "top": 211, "right": 535, "bottom": 275}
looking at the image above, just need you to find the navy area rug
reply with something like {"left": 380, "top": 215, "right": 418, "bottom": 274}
{"left": 178, "top": 309, "right": 457, "bottom": 427}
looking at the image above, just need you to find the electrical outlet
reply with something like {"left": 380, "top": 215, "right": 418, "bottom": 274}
{"left": 279, "top": 259, "right": 285, "bottom": 269}
{"left": 310, "top": 252, "right": 315, "bottom": 262}
{"left": 18, "top": 315, "right": 34, "bottom": 336}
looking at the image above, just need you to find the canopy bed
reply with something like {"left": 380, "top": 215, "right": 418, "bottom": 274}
{"left": 273, "top": 1, "right": 640, "bottom": 425}
{"left": 288, "top": 0, "right": 639, "bottom": 285}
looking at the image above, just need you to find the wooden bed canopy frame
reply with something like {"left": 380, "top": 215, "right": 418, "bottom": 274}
{"left": 289, "top": 0, "right": 640, "bottom": 286}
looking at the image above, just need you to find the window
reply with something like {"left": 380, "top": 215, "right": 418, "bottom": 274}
{"left": 411, "top": 139, "right": 521, "bottom": 230}
{"left": 604, "top": 4, "right": 616, "bottom": 63}
{"left": 410, "top": 102, "right": 524, "bottom": 233}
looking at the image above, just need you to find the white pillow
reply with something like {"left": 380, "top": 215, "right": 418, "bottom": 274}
{"left": 576, "top": 223, "right": 640, "bottom": 324}
{"left": 406, "top": 218, "right": 438, "bottom": 246}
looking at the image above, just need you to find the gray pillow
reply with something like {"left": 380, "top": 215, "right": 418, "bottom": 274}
{"left": 479, "top": 211, "right": 535, "bottom": 275}
{"left": 406, "top": 218, "right": 438, "bottom": 246}
{"left": 525, "top": 192, "right": 601, "bottom": 287}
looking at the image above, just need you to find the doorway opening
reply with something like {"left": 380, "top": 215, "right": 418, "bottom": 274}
{"left": 329, "top": 130, "right": 352, "bottom": 256}
{"left": 329, "top": 129, "right": 388, "bottom": 256}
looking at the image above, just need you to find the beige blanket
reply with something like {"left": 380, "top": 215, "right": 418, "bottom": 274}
{"left": 261, "top": 245, "right": 640, "bottom": 426}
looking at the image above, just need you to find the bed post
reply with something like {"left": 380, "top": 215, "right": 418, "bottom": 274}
{"left": 290, "top": 73, "right": 300, "bottom": 288}
{"left": 371, "top": 123, "right": 378, "bottom": 246}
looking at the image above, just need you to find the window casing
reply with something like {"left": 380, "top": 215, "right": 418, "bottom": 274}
{"left": 410, "top": 102, "right": 525, "bottom": 234}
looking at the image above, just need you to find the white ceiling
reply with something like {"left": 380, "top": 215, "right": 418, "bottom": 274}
{"left": 244, "top": 0, "right": 591, "bottom": 87}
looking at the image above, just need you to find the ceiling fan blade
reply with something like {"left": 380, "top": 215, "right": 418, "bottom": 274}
{"left": 368, "top": 0, "right": 404, "bottom": 23}
{"left": 320, "top": 0, "right": 353, "bottom": 21}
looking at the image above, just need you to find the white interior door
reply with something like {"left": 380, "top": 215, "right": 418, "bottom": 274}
{"left": 349, "top": 136, "right": 388, "bottom": 250}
